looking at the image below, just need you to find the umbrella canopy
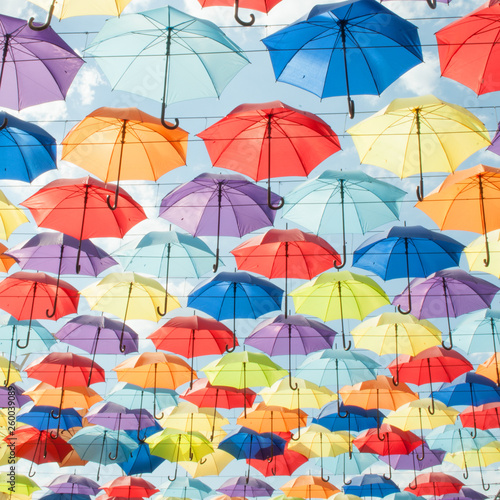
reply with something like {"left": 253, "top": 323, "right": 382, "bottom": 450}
{"left": 405, "top": 472, "right": 463, "bottom": 496}
{"left": 237, "top": 402, "right": 307, "bottom": 433}
{"left": 262, "top": 0, "right": 422, "bottom": 117}
{"left": 460, "top": 402, "right": 500, "bottom": 430}
{"left": 0, "top": 191, "right": 28, "bottom": 240}
{"left": 99, "top": 477, "right": 158, "bottom": 499}
{"left": 47, "top": 475, "right": 100, "bottom": 496}
{"left": 436, "top": 2, "right": 500, "bottom": 95}
{"left": 0, "top": 13, "right": 84, "bottom": 111}
{"left": 0, "top": 473, "right": 39, "bottom": 496}
{"left": 179, "top": 448, "right": 234, "bottom": 478}
{"left": 217, "top": 477, "right": 274, "bottom": 498}
{"left": 353, "top": 424, "right": 423, "bottom": 456}
{"left": 280, "top": 476, "right": 339, "bottom": 499}
{"left": 198, "top": 101, "right": 341, "bottom": 209}
{"left": 343, "top": 475, "right": 399, "bottom": 498}
{"left": 23, "top": 382, "right": 103, "bottom": 410}
{"left": 464, "top": 230, "right": 500, "bottom": 278}
{"left": 159, "top": 477, "right": 213, "bottom": 499}
{"left": 85, "top": 5, "right": 249, "bottom": 125}
{"left": 347, "top": 95, "right": 490, "bottom": 199}
{"left": 195, "top": 0, "right": 283, "bottom": 25}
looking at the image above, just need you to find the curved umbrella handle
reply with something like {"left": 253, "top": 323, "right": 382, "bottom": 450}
{"left": 408, "top": 482, "right": 418, "bottom": 491}
{"left": 28, "top": 0, "right": 55, "bottom": 30}
{"left": 199, "top": 456, "right": 207, "bottom": 465}
{"left": 288, "top": 372, "right": 298, "bottom": 391}
{"left": 441, "top": 331, "right": 453, "bottom": 350}
{"left": 416, "top": 443, "right": 425, "bottom": 461}
{"left": 167, "top": 463, "right": 178, "bottom": 481}
{"left": 463, "top": 462, "right": 469, "bottom": 480}
{"left": 106, "top": 182, "right": 120, "bottom": 211}
{"left": 426, "top": 0, "right": 437, "bottom": 8}
{"left": 161, "top": 103, "right": 179, "bottom": 130}
{"left": 416, "top": 175, "right": 425, "bottom": 201}
{"left": 348, "top": 97, "right": 355, "bottom": 119}
{"left": 342, "top": 331, "right": 351, "bottom": 351}
{"left": 484, "top": 233, "right": 491, "bottom": 267}
{"left": 234, "top": 0, "right": 255, "bottom": 26}
{"left": 0, "top": 117, "right": 7, "bottom": 130}
{"left": 383, "top": 469, "right": 392, "bottom": 481}
{"left": 267, "top": 184, "right": 284, "bottom": 211}
{"left": 377, "top": 424, "right": 385, "bottom": 441}
{"left": 321, "top": 470, "right": 330, "bottom": 482}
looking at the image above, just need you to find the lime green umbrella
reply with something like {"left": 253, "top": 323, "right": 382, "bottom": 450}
{"left": 0, "top": 473, "right": 39, "bottom": 496}
{"left": 290, "top": 271, "right": 390, "bottom": 350}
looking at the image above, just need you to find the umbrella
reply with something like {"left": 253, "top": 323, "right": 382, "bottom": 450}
{"left": 0, "top": 473, "right": 39, "bottom": 496}
{"left": 232, "top": 229, "right": 340, "bottom": 314}
{"left": 281, "top": 476, "right": 339, "bottom": 499}
{"left": 99, "top": 477, "right": 158, "bottom": 499}
{"left": 0, "top": 244, "right": 15, "bottom": 273}
{"left": 81, "top": 272, "right": 180, "bottom": 351}
{"left": 0, "top": 111, "right": 56, "bottom": 181}
{"left": 23, "top": 382, "right": 102, "bottom": 410}
{"left": 436, "top": 2, "right": 500, "bottom": 95}
{"left": 392, "top": 270, "right": 500, "bottom": 350}
{"left": 347, "top": 96, "right": 490, "bottom": 199}
{"left": 27, "top": 0, "right": 132, "bottom": 29}
{"left": 85, "top": 5, "right": 249, "bottom": 127}
{"left": 380, "top": 0, "right": 446, "bottom": 7}
{"left": 343, "top": 475, "right": 399, "bottom": 498}
{"left": 416, "top": 165, "right": 500, "bottom": 267}
{"left": 198, "top": 101, "right": 341, "bottom": 209}
{"left": 47, "top": 475, "right": 100, "bottom": 496}
{"left": 159, "top": 477, "right": 213, "bottom": 499}
{"left": 114, "top": 230, "right": 219, "bottom": 314}
{"left": 321, "top": 449, "right": 378, "bottom": 486}
{"left": 245, "top": 314, "right": 337, "bottom": 390}
{"left": 460, "top": 402, "right": 500, "bottom": 430}
{"left": 262, "top": 0, "right": 422, "bottom": 117}
{"left": 378, "top": 445, "right": 445, "bottom": 477}
{"left": 218, "top": 477, "right": 273, "bottom": 498}
{"left": 313, "top": 402, "right": 382, "bottom": 434}
{"left": 148, "top": 316, "right": 234, "bottom": 388}
{"left": 160, "top": 172, "right": 280, "bottom": 271}
{"left": 20, "top": 176, "right": 147, "bottom": 273}
{"left": 195, "top": 0, "right": 282, "bottom": 25}
{"left": 17, "top": 405, "right": 82, "bottom": 436}
{"left": 405, "top": 472, "right": 463, "bottom": 496}
{"left": 188, "top": 272, "right": 283, "bottom": 351}
{"left": 6, "top": 232, "right": 117, "bottom": 318}
{"left": 352, "top": 226, "right": 464, "bottom": 313}
{"left": 0, "top": 191, "right": 28, "bottom": 240}
{"left": 282, "top": 170, "right": 406, "bottom": 268}
{"left": 238, "top": 402, "right": 307, "bottom": 434}
{"left": 0, "top": 272, "right": 79, "bottom": 348}
{"left": 464, "top": 230, "right": 500, "bottom": 278}
{"left": 179, "top": 448, "right": 234, "bottom": 478}
{"left": 290, "top": 271, "right": 390, "bottom": 350}
{"left": 0, "top": 14, "right": 83, "bottom": 111}
{"left": 476, "top": 353, "right": 500, "bottom": 385}
{"left": 61, "top": 107, "right": 188, "bottom": 210}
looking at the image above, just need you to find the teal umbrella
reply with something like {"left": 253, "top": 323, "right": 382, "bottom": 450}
{"left": 85, "top": 6, "right": 249, "bottom": 129}
{"left": 282, "top": 170, "right": 406, "bottom": 268}
{"left": 453, "top": 309, "right": 500, "bottom": 354}
{"left": 160, "top": 477, "right": 213, "bottom": 497}
{"left": 320, "top": 450, "right": 378, "bottom": 485}
{"left": 113, "top": 230, "right": 221, "bottom": 316}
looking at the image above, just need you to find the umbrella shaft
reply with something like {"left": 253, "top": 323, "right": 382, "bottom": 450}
{"left": 0, "top": 34, "right": 10, "bottom": 89}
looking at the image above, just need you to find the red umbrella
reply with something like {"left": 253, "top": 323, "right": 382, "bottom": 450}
{"left": 21, "top": 176, "right": 147, "bottom": 273}
{"left": 99, "top": 477, "right": 159, "bottom": 499}
{"left": 405, "top": 472, "right": 463, "bottom": 496}
{"left": 197, "top": 0, "right": 282, "bottom": 26}
{"left": 0, "top": 271, "right": 79, "bottom": 348}
{"left": 231, "top": 228, "right": 340, "bottom": 315}
{"left": 247, "top": 431, "right": 308, "bottom": 476}
{"left": 460, "top": 402, "right": 500, "bottom": 430}
{"left": 197, "top": 101, "right": 341, "bottom": 210}
{"left": 147, "top": 316, "right": 236, "bottom": 388}
{"left": 436, "top": 2, "right": 500, "bottom": 95}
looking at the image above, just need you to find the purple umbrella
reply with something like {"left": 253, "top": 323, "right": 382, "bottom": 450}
{"left": 0, "top": 383, "right": 29, "bottom": 407}
{"left": 0, "top": 14, "right": 84, "bottom": 113}
{"left": 85, "top": 401, "right": 155, "bottom": 453}
{"left": 217, "top": 476, "right": 274, "bottom": 497}
{"left": 393, "top": 270, "right": 499, "bottom": 351}
{"left": 245, "top": 314, "right": 337, "bottom": 390}
{"left": 159, "top": 172, "right": 280, "bottom": 272}
{"left": 488, "top": 123, "right": 500, "bottom": 156}
{"left": 48, "top": 475, "right": 100, "bottom": 496}
{"left": 6, "top": 232, "right": 118, "bottom": 317}
{"left": 435, "top": 487, "right": 488, "bottom": 500}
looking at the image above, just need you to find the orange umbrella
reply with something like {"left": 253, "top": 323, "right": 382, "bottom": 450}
{"left": 476, "top": 353, "right": 500, "bottom": 384}
{"left": 237, "top": 402, "right": 307, "bottom": 433}
{"left": 416, "top": 164, "right": 500, "bottom": 267}
{"left": 280, "top": 475, "right": 340, "bottom": 499}
{"left": 62, "top": 107, "right": 188, "bottom": 210}
{"left": 23, "top": 382, "right": 103, "bottom": 410}
{"left": 0, "top": 243, "right": 15, "bottom": 273}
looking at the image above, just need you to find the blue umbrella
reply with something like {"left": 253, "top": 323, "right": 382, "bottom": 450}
{"left": 17, "top": 405, "right": 82, "bottom": 433}
{"left": 319, "top": 450, "right": 378, "bottom": 485}
{"left": 343, "top": 474, "right": 399, "bottom": 497}
{"left": 187, "top": 271, "right": 283, "bottom": 351}
{"left": 313, "top": 403, "right": 382, "bottom": 432}
{"left": 453, "top": 309, "right": 500, "bottom": 354}
{"left": 160, "top": 477, "right": 213, "bottom": 499}
{"left": 40, "top": 494, "right": 89, "bottom": 500}
{"left": 0, "top": 111, "right": 56, "bottom": 182}
{"left": 262, "top": 0, "right": 422, "bottom": 117}
{"left": 353, "top": 226, "right": 464, "bottom": 315}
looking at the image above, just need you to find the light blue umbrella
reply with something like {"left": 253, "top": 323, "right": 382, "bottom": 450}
{"left": 453, "top": 309, "right": 500, "bottom": 354}
{"left": 282, "top": 170, "right": 406, "bottom": 268}
{"left": 85, "top": 6, "right": 249, "bottom": 128}
{"left": 319, "top": 449, "right": 378, "bottom": 485}
{"left": 159, "top": 477, "right": 213, "bottom": 499}
{"left": 426, "top": 425, "right": 496, "bottom": 453}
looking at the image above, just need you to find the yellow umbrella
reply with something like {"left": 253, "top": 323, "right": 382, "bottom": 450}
{"left": 0, "top": 356, "right": 21, "bottom": 386}
{"left": 290, "top": 271, "right": 390, "bottom": 350}
{"left": 27, "top": 0, "right": 133, "bottom": 30}
{"left": 0, "top": 473, "right": 39, "bottom": 496}
{"left": 0, "top": 191, "right": 28, "bottom": 240}
{"left": 347, "top": 95, "right": 490, "bottom": 200}
{"left": 464, "top": 229, "right": 500, "bottom": 278}
{"left": 178, "top": 448, "right": 234, "bottom": 478}
{"left": 351, "top": 312, "right": 441, "bottom": 356}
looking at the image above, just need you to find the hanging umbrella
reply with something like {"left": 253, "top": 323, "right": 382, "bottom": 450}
{"left": 464, "top": 230, "right": 500, "bottom": 278}
{"left": 262, "top": 0, "right": 422, "bottom": 117}
{"left": 17, "top": 405, "right": 82, "bottom": 437}
{"left": 159, "top": 477, "right": 213, "bottom": 499}
{"left": 232, "top": 229, "right": 340, "bottom": 315}
{"left": 0, "top": 244, "right": 15, "bottom": 273}
{"left": 416, "top": 165, "right": 500, "bottom": 267}
{"left": 314, "top": 403, "right": 381, "bottom": 433}
{"left": 343, "top": 475, "right": 399, "bottom": 498}
{"left": 460, "top": 402, "right": 500, "bottom": 430}
{"left": 353, "top": 226, "right": 464, "bottom": 313}
{"left": 290, "top": 271, "right": 390, "bottom": 350}
{"left": 61, "top": 107, "right": 188, "bottom": 210}
{"left": 436, "top": 2, "right": 500, "bottom": 95}
{"left": 405, "top": 472, "right": 463, "bottom": 496}
{"left": 237, "top": 402, "right": 307, "bottom": 434}
{"left": 245, "top": 314, "right": 337, "bottom": 391}
{"left": 453, "top": 309, "right": 500, "bottom": 356}
{"left": 85, "top": 6, "right": 249, "bottom": 128}
{"left": 438, "top": 488, "right": 488, "bottom": 500}
{"left": 0, "top": 191, "right": 28, "bottom": 240}
{"left": 380, "top": 0, "right": 447, "bottom": 8}
{"left": 281, "top": 476, "right": 339, "bottom": 499}
{"left": 0, "top": 111, "right": 56, "bottom": 181}
{"left": 179, "top": 448, "right": 234, "bottom": 478}
{"left": 218, "top": 477, "right": 274, "bottom": 498}
{"left": 321, "top": 449, "right": 378, "bottom": 486}
{"left": 195, "top": 0, "right": 282, "bottom": 25}
{"left": 21, "top": 176, "right": 147, "bottom": 273}
{"left": 99, "top": 477, "right": 158, "bottom": 499}
{"left": 0, "top": 383, "right": 28, "bottom": 407}
{"left": 378, "top": 445, "right": 445, "bottom": 477}
{"left": 114, "top": 230, "right": 220, "bottom": 314}
{"left": 188, "top": 272, "right": 283, "bottom": 351}
{"left": 81, "top": 272, "right": 180, "bottom": 351}
{"left": 148, "top": 316, "right": 234, "bottom": 388}
{"left": 393, "top": 270, "right": 500, "bottom": 350}
{"left": 0, "top": 272, "right": 79, "bottom": 348}
{"left": 47, "top": 475, "right": 100, "bottom": 496}
{"left": 0, "top": 473, "right": 39, "bottom": 496}
{"left": 0, "top": 14, "right": 83, "bottom": 111}
{"left": 476, "top": 353, "right": 500, "bottom": 385}
{"left": 198, "top": 101, "right": 341, "bottom": 209}
{"left": 282, "top": 170, "right": 406, "bottom": 268}
{"left": 160, "top": 173, "right": 280, "bottom": 271}
{"left": 347, "top": 96, "right": 490, "bottom": 199}
{"left": 0, "top": 356, "right": 20, "bottom": 386}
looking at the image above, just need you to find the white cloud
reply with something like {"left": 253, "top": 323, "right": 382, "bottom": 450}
{"left": 397, "top": 51, "right": 441, "bottom": 96}
{"left": 67, "top": 66, "right": 105, "bottom": 106}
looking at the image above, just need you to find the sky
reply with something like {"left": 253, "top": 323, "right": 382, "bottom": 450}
{"left": 2, "top": 0, "right": 500, "bottom": 495}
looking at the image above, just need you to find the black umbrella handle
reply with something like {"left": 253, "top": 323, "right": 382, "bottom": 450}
{"left": 426, "top": 0, "right": 437, "bottom": 8}
{"left": 28, "top": 0, "right": 55, "bottom": 30}
{"left": 234, "top": 0, "right": 255, "bottom": 26}
{"left": 160, "top": 30, "right": 180, "bottom": 130}
{"left": 0, "top": 117, "right": 7, "bottom": 130}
